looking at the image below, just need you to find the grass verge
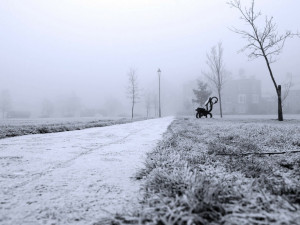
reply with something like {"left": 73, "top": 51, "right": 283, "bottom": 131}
{"left": 111, "top": 117, "right": 300, "bottom": 225}
{"left": 0, "top": 117, "right": 146, "bottom": 139}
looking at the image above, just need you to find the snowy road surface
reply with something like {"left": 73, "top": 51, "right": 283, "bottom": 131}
{"left": 0, "top": 117, "right": 174, "bottom": 225}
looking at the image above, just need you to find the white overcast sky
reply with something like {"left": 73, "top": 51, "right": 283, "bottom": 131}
{"left": 0, "top": 0, "right": 300, "bottom": 111}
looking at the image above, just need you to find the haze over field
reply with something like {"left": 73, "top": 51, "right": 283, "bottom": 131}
{"left": 0, "top": 0, "right": 300, "bottom": 116}
{"left": 1, "top": 2, "right": 300, "bottom": 223}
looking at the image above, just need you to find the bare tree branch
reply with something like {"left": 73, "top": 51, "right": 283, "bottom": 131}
{"left": 282, "top": 73, "right": 293, "bottom": 107}
{"left": 126, "top": 68, "right": 140, "bottom": 119}
{"left": 228, "top": 0, "right": 297, "bottom": 65}
{"left": 202, "top": 42, "right": 227, "bottom": 118}
{"left": 227, "top": 0, "right": 299, "bottom": 121}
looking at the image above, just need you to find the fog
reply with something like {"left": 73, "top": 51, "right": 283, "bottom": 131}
{"left": 1, "top": 0, "right": 300, "bottom": 118}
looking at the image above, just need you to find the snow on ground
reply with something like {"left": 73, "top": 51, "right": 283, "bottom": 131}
{"left": 0, "top": 117, "right": 174, "bottom": 225}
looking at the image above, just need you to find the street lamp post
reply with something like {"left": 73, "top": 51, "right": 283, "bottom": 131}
{"left": 157, "top": 68, "right": 161, "bottom": 118}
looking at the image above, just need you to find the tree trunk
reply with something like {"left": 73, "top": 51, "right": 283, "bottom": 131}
{"left": 261, "top": 54, "right": 283, "bottom": 121}
{"left": 131, "top": 102, "right": 134, "bottom": 120}
{"left": 218, "top": 90, "right": 223, "bottom": 118}
{"left": 278, "top": 85, "right": 283, "bottom": 121}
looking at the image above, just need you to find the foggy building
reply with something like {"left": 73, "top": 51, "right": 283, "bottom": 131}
{"left": 284, "top": 90, "right": 300, "bottom": 114}
{"left": 222, "top": 77, "right": 262, "bottom": 114}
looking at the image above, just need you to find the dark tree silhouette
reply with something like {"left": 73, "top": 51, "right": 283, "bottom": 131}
{"left": 202, "top": 42, "right": 227, "bottom": 118}
{"left": 192, "top": 80, "right": 212, "bottom": 107}
{"left": 228, "top": 0, "right": 299, "bottom": 121}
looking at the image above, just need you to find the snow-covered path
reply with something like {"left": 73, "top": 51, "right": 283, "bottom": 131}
{"left": 0, "top": 117, "right": 174, "bottom": 225}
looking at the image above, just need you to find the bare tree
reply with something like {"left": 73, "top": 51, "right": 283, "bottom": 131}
{"left": 282, "top": 73, "right": 293, "bottom": 108}
{"left": 0, "top": 90, "right": 12, "bottom": 119}
{"left": 228, "top": 0, "right": 299, "bottom": 121}
{"left": 126, "top": 68, "right": 140, "bottom": 119}
{"left": 202, "top": 42, "right": 227, "bottom": 118}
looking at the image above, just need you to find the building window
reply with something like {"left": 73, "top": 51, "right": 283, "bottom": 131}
{"left": 238, "top": 94, "right": 246, "bottom": 104}
{"left": 252, "top": 94, "right": 259, "bottom": 103}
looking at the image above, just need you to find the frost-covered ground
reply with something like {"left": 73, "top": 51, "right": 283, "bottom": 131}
{"left": 126, "top": 116, "right": 300, "bottom": 225}
{"left": 223, "top": 114, "right": 300, "bottom": 120}
{"left": 0, "top": 117, "right": 174, "bottom": 225}
{"left": 0, "top": 117, "right": 146, "bottom": 139}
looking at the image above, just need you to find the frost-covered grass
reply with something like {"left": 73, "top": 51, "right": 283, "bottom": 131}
{"left": 0, "top": 117, "right": 145, "bottom": 139}
{"left": 113, "top": 116, "right": 300, "bottom": 225}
